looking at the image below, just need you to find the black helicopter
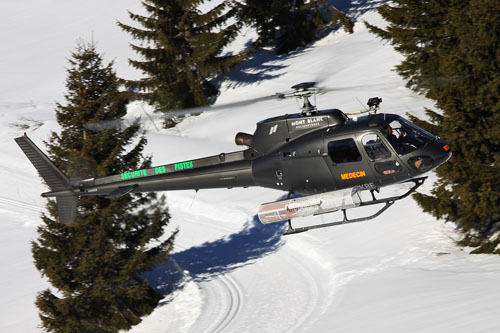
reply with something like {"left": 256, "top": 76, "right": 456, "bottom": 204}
{"left": 15, "top": 82, "right": 451, "bottom": 235}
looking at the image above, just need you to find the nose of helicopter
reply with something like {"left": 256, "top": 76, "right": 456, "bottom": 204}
{"left": 407, "top": 140, "right": 451, "bottom": 173}
{"left": 434, "top": 141, "right": 452, "bottom": 167}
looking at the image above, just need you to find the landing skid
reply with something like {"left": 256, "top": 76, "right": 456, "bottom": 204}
{"left": 283, "top": 177, "right": 426, "bottom": 236}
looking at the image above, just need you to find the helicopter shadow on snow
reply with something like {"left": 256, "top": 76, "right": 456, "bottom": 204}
{"left": 143, "top": 212, "right": 288, "bottom": 296}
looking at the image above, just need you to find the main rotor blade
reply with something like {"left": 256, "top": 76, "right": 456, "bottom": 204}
{"left": 83, "top": 81, "right": 376, "bottom": 132}
{"left": 84, "top": 94, "right": 278, "bottom": 131}
{"left": 317, "top": 84, "right": 375, "bottom": 93}
{"left": 84, "top": 119, "right": 123, "bottom": 131}
{"left": 161, "top": 94, "right": 278, "bottom": 118}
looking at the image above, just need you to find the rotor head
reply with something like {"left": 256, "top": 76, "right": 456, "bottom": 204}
{"left": 275, "top": 82, "right": 328, "bottom": 115}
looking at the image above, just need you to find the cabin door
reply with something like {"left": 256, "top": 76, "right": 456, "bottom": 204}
{"left": 324, "top": 136, "right": 375, "bottom": 189}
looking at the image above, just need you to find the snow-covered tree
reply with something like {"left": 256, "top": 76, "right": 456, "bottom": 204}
{"left": 367, "top": 0, "right": 500, "bottom": 253}
{"left": 118, "top": 0, "right": 245, "bottom": 119}
{"left": 239, "top": 0, "right": 353, "bottom": 54}
{"left": 33, "top": 41, "right": 177, "bottom": 331}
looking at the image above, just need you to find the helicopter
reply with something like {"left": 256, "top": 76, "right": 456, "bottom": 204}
{"left": 15, "top": 82, "right": 451, "bottom": 235}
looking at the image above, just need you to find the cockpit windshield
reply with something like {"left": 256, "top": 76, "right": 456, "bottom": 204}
{"left": 381, "top": 117, "right": 437, "bottom": 155}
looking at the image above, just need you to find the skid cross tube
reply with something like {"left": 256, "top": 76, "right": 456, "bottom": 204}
{"left": 283, "top": 177, "right": 426, "bottom": 236}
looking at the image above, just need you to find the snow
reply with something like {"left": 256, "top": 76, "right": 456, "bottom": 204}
{"left": 1, "top": 1, "right": 500, "bottom": 332}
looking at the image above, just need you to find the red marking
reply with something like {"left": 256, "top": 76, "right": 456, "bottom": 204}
{"left": 443, "top": 144, "right": 450, "bottom": 151}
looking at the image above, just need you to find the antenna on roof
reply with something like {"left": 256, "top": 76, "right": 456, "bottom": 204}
{"left": 346, "top": 97, "right": 382, "bottom": 116}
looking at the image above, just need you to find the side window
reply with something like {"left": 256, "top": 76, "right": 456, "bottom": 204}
{"left": 361, "top": 133, "right": 391, "bottom": 160}
{"left": 328, "top": 138, "right": 362, "bottom": 164}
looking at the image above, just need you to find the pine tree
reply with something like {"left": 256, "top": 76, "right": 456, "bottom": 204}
{"left": 118, "top": 0, "right": 244, "bottom": 117}
{"left": 239, "top": 0, "right": 353, "bottom": 54}
{"left": 366, "top": 1, "right": 500, "bottom": 253}
{"left": 32, "top": 41, "right": 177, "bottom": 332}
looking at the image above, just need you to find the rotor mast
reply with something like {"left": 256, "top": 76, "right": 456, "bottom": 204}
{"left": 276, "top": 82, "right": 322, "bottom": 116}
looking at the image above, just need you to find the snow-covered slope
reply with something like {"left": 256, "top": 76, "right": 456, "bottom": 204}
{"left": 1, "top": 1, "right": 499, "bottom": 332}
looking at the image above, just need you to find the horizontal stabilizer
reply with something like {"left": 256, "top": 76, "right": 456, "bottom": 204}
{"left": 105, "top": 184, "right": 138, "bottom": 198}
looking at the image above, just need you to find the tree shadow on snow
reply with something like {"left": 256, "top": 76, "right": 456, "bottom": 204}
{"left": 331, "top": 0, "right": 382, "bottom": 19}
{"left": 223, "top": 1, "right": 381, "bottom": 90}
{"left": 143, "top": 214, "right": 287, "bottom": 296}
{"left": 224, "top": 43, "right": 309, "bottom": 89}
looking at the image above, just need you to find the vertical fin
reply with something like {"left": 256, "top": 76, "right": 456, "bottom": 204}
{"left": 15, "top": 134, "right": 70, "bottom": 191}
{"left": 15, "top": 134, "right": 78, "bottom": 224}
{"left": 56, "top": 196, "right": 78, "bottom": 225}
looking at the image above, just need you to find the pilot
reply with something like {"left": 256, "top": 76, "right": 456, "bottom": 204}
{"left": 398, "top": 128, "right": 407, "bottom": 140}
{"left": 391, "top": 128, "right": 409, "bottom": 155}
{"left": 382, "top": 126, "right": 398, "bottom": 144}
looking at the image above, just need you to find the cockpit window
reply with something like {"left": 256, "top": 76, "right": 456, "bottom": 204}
{"left": 400, "top": 118, "right": 437, "bottom": 140}
{"left": 361, "top": 133, "right": 391, "bottom": 160}
{"left": 382, "top": 118, "right": 437, "bottom": 155}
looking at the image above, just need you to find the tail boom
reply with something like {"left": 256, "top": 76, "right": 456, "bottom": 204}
{"left": 74, "top": 153, "right": 255, "bottom": 198}
{"left": 16, "top": 134, "right": 255, "bottom": 224}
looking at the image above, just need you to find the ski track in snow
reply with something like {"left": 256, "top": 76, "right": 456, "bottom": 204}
{"left": 181, "top": 241, "right": 330, "bottom": 333}
{"left": 140, "top": 193, "right": 335, "bottom": 333}
{"left": 171, "top": 243, "right": 245, "bottom": 333}
{"left": 180, "top": 236, "right": 245, "bottom": 332}
{"left": 191, "top": 271, "right": 243, "bottom": 333}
